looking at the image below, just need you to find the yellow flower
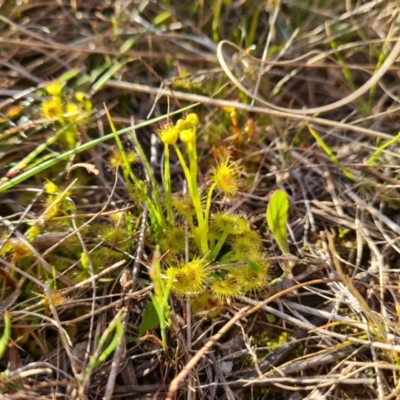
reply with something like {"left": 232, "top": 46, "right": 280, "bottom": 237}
{"left": 185, "top": 113, "right": 199, "bottom": 127}
{"left": 160, "top": 126, "right": 179, "bottom": 145}
{"left": 175, "top": 119, "right": 187, "bottom": 131}
{"left": 109, "top": 150, "right": 138, "bottom": 170}
{"left": 176, "top": 113, "right": 199, "bottom": 130}
{"left": 179, "top": 128, "right": 196, "bottom": 143}
{"left": 45, "top": 81, "right": 63, "bottom": 96}
{"left": 41, "top": 97, "right": 63, "bottom": 120}
{"left": 175, "top": 114, "right": 199, "bottom": 143}
{"left": 75, "top": 92, "right": 93, "bottom": 113}
{"left": 75, "top": 92, "right": 87, "bottom": 102}
{"left": 83, "top": 99, "right": 92, "bottom": 113}
{"left": 44, "top": 181, "right": 60, "bottom": 195}
{"left": 157, "top": 120, "right": 179, "bottom": 145}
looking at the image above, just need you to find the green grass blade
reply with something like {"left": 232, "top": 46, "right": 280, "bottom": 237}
{"left": 58, "top": 68, "right": 81, "bottom": 84}
{"left": 306, "top": 122, "right": 356, "bottom": 182}
{"left": 368, "top": 131, "right": 400, "bottom": 164}
{"left": 369, "top": 38, "right": 390, "bottom": 106}
{"left": 91, "top": 60, "right": 127, "bottom": 93}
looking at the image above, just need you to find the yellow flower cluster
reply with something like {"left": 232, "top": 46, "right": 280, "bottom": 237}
{"left": 40, "top": 80, "right": 93, "bottom": 148}
{"left": 41, "top": 81, "right": 92, "bottom": 123}
{"left": 158, "top": 113, "right": 199, "bottom": 145}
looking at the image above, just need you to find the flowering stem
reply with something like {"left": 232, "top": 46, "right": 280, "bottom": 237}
{"left": 205, "top": 182, "right": 216, "bottom": 234}
{"left": 186, "top": 144, "right": 208, "bottom": 255}
{"left": 173, "top": 144, "right": 208, "bottom": 255}
{"left": 163, "top": 144, "right": 173, "bottom": 228}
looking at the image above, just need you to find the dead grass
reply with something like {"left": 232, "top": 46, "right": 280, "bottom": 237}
{"left": 1, "top": 1, "right": 400, "bottom": 399}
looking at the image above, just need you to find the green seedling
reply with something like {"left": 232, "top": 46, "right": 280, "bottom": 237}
{"left": 266, "top": 189, "right": 289, "bottom": 256}
{"left": 266, "top": 189, "right": 293, "bottom": 278}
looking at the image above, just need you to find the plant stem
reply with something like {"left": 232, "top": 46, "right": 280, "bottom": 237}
{"left": 205, "top": 182, "right": 216, "bottom": 234}
{"left": 173, "top": 144, "right": 208, "bottom": 255}
{"left": 187, "top": 145, "right": 208, "bottom": 255}
{"left": 163, "top": 144, "right": 173, "bottom": 228}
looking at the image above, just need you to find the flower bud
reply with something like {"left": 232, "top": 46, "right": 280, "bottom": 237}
{"left": 45, "top": 81, "right": 63, "bottom": 96}
{"left": 186, "top": 113, "right": 199, "bottom": 127}
{"left": 175, "top": 118, "right": 187, "bottom": 131}
{"left": 160, "top": 126, "right": 179, "bottom": 145}
{"left": 179, "top": 128, "right": 196, "bottom": 143}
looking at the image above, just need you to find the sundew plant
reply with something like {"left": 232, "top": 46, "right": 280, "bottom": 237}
{"left": 146, "top": 113, "right": 270, "bottom": 318}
